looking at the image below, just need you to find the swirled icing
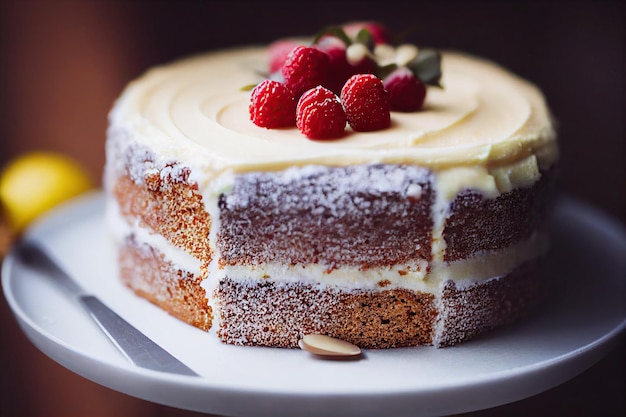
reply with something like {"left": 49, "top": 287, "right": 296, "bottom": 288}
{"left": 109, "top": 46, "right": 557, "bottom": 194}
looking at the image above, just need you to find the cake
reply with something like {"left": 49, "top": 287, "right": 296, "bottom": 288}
{"left": 104, "top": 23, "right": 557, "bottom": 349}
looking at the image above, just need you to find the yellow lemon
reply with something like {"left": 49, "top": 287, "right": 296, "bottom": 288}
{"left": 0, "top": 152, "right": 93, "bottom": 233}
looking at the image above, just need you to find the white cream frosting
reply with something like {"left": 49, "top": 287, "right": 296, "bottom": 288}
{"left": 110, "top": 46, "right": 557, "bottom": 187}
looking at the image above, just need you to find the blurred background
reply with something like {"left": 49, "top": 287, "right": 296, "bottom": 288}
{"left": 0, "top": 1, "right": 623, "bottom": 416}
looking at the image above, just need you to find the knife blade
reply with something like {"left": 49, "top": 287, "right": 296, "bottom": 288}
{"left": 15, "top": 240, "right": 199, "bottom": 377}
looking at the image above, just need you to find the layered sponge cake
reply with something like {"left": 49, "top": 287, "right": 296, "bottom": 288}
{"left": 104, "top": 28, "right": 557, "bottom": 349}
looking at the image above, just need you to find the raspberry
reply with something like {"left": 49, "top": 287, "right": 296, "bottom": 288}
{"left": 343, "top": 21, "right": 390, "bottom": 45}
{"left": 345, "top": 43, "right": 377, "bottom": 72}
{"left": 317, "top": 38, "right": 376, "bottom": 94}
{"left": 282, "top": 46, "right": 331, "bottom": 97}
{"left": 268, "top": 39, "right": 302, "bottom": 74}
{"left": 296, "top": 86, "right": 346, "bottom": 139}
{"left": 249, "top": 80, "right": 296, "bottom": 128}
{"left": 341, "top": 74, "right": 390, "bottom": 132}
{"left": 383, "top": 67, "right": 427, "bottom": 112}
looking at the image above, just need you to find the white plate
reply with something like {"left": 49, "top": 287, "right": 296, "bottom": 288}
{"left": 2, "top": 192, "right": 625, "bottom": 417}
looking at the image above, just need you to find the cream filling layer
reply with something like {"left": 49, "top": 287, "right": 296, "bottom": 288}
{"left": 106, "top": 201, "right": 203, "bottom": 276}
{"left": 207, "top": 231, "right": 548, "bottom": 294}
{"left": 109, "top": 198, "right": 548, "bottom": 295}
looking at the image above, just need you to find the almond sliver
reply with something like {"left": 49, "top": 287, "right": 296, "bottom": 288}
{"left": 299, "top": 334, "right": 361, "bottom": 357}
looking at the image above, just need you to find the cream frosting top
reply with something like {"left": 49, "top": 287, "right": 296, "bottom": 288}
{"left": 109, "top": 46, "right": 557, "bottom": 186}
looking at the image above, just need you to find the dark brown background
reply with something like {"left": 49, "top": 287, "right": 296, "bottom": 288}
{"left": 0, "top": 1, "right": 624, "bottom": 416}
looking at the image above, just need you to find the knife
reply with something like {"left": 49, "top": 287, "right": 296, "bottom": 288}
{"left": 15, "top": 240, "right": 199, "bottom": 377}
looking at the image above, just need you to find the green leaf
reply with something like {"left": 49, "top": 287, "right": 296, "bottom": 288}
{"left": 355, "top": 28, "right": 374, "bottom": 49}
{"left": 377, "top": 63, "right": 398, "bottom": 80}
{"left": 240, "top": 83, "right": 258, "bottom": 92}
{"left": 312, "top": 26, "right": 352, "bottom": 47}
{"left": 407, "top": 48, "right": 443, "bottom": 88}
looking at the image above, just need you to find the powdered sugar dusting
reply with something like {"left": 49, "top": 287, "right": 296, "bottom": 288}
{"left": 218, "top": 164, "right": 435, "bottom": 268}
{"left": 223, "top": 164, "right": 432, "bottom": 216}
{"left": 105, "top": 124, "right": 186, "bottom": 188}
